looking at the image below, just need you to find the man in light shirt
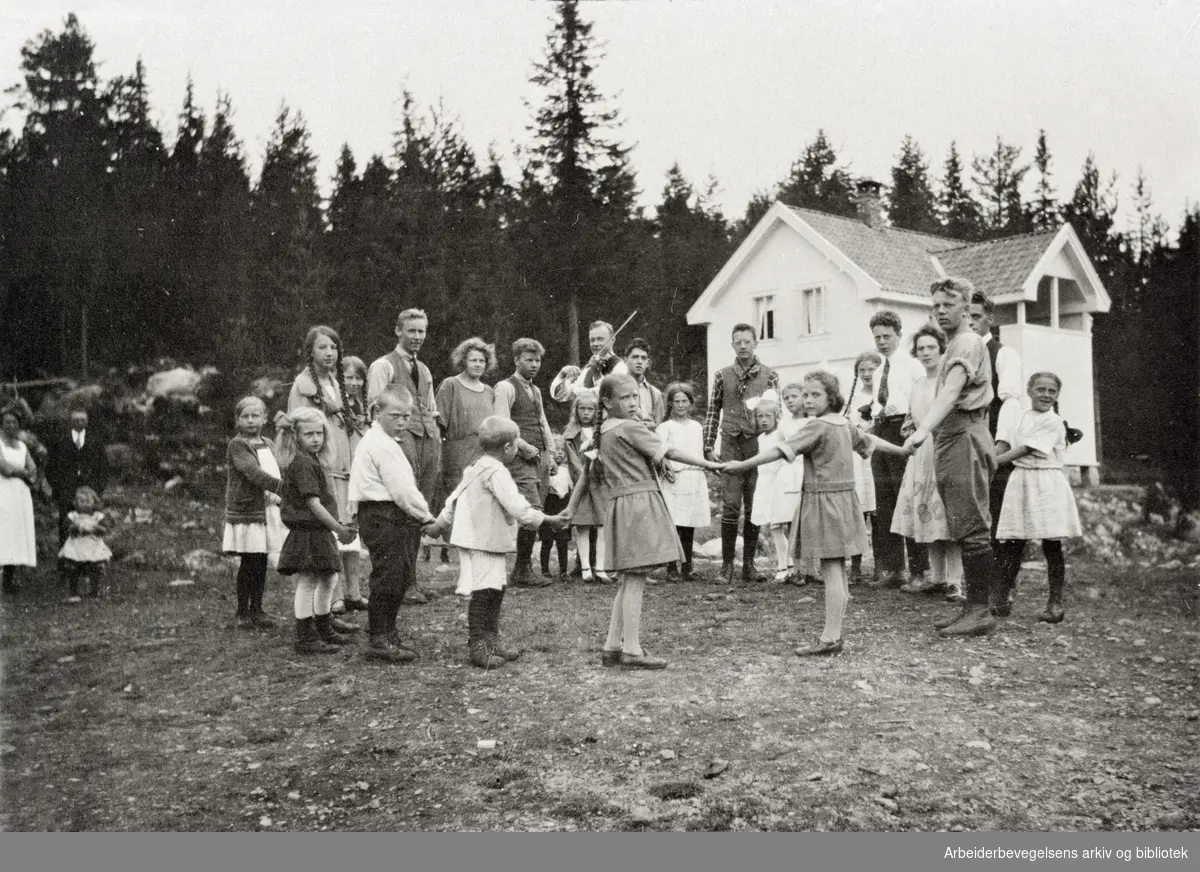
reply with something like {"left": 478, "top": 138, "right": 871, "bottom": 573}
{"left": 622, "top": 338, "right": 665, "bottom": 425}
{"left": 866, "top": 310, "right": 930, "bottom": 589}
{"left": 349, "top": 386, "right": 436, "bottom": 664}
{"left": 549, "top": 320, "right": 629, "bottom": 404}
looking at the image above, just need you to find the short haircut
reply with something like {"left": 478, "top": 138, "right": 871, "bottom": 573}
{"left": 450, "top": 337, "right": 497, "bottom": 374}
{"left": 802, "top": 369, "right": 846, "bottom": 414}
{"left": 910, "top": 323, "right": 947, "bottom": 356}
{"left": 234, "top": 395, "right": 266, "bottom": 419}
{"left": 396, "top": 308, "right": 428, "bottom": 329}
{"left": 478, "top": 415, "right": 520, "bottom": 451}
{"left": 0, "top": 404, "right": 26, "bottom": 428}
{"left": 623, "top": 338, "right": 650, "bottom": 358}
{"left": 781, "top": 381, "right": 805, "bottom": 395}
{"left": 853, "top": 350, "right": 883, "bottom": 373}
{"left": 512, "top": 338, "right": 545, "bottom": 359}
{"left": 1027, "top": 371, "right": 1063, "bottom": 391}
{"left": 930, "top": 276, "right": 976, "bottom": 301}
{"left": 375, "top": 384, "right": 413, "bottom": 410}
{"left": 74, "top": 485, "right": 101, "bottom": 509}
{"left": 970, "top": 290, "right": 995, "bottom": 314}
{"left": 664, "top": 381, "right": 695, "bottom": 405}
{"left": 731, "top": 322, "right": 756, "bottom": 339}
{"left": 588, "top": 320, "right": 614, "bottom": 335}
{"left": 869, "top": 310, "right": 903, "bottom": 334}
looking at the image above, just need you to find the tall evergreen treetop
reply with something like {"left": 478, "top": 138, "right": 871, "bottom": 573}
{"left": 777, "top": 129, "right": 856, "bottom": 217}
{"left": 888, "top": 134, "right": 940, "bottom": 234}
{"left": 940, "top": 141, "right": 983, "bottom": 241}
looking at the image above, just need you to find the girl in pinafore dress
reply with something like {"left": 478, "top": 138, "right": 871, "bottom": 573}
{"left": 994, "top": 373, "right": 1082, "bottom": 624}
{"left": 656, "top": 382, "right": 711, "bottom": 582}
{"left": 222, "top": 396, "right": 284, "bottom": 628}
{"left": 748, "top": 391, "right": 801, "bottom": 583}
{"left": 566, "top": 374, "right": 723, "bottom": 669}
{"left": 563, "top": 389, "right": 611, "bottom": 583}
{"left": 729, "top": 370, "right": 909, "bottom": 656}
{"left": 276, "top": 407, "right": 358, "bottom": 654}
{"left": 59, "top": 486, "right": 112, "bottom": 602}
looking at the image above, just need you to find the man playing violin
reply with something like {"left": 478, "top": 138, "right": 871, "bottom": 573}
{"left": 550, "top": 320, "right": 629, "bottom": 404}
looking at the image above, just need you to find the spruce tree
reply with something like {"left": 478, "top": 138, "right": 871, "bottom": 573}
{"left": 888, "top": 135, "right": 940, "bottom": 234}
{"left": 971, "top": 136, "right": 1031, "bottom": 236}
{"left": 1031, "top": 129, "right": 1058, "bottom": 232}
{"left": 777, "top": 129, "right": 856, "bottom": 217}
{"left": 939, "top": 141, "right": 983, "bottom": 241}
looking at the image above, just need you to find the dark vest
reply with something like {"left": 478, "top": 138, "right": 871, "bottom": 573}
{"left": 986, "top": 336, "right": 1003, "bottom": 439}
{"left": 718, "top": 361, "right": 775, "bottom": 438}
{"left": 385, "top": 350, "right": 439, "bottom": 438}
{"left": 506, "top": 375, "right": 546, "bottom": 450}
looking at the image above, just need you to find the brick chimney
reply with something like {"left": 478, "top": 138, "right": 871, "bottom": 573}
{"left": 854, "top": 178, "right": 886, "bottom": 229}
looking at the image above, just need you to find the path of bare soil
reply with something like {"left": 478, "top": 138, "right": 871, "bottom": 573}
{"left": 2, "top": 485, "right": 1197, "bottom": 831}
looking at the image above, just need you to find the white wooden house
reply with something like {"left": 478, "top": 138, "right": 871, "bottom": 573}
{"left": 685, "top": 186, "right": 1112, "bottom": 476}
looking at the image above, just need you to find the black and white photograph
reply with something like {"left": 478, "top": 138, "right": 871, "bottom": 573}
{"left": 1, "top": 0, "right": 1198, "bottom": 847}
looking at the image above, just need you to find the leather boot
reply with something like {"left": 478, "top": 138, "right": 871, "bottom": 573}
{"left": 939, "top": 550, "right": 998, "bottom": 637}
{"left": 1039, "top": 575, "right": 1066, "bottom": 624}
{"left": 314, "top": 613, "right": 352, "bottom": 646}
{"left": 295, "top": 617, "right": 337, "bottom": 654}
{"left": 487, "top": 589, "right": 520, "bottom": 661}
{"left": 329, "top": 613, "right": 360, "bottom": 633}
{"left": 468, "top": 593, "right": 505, "bottom": 669}
{"left": 741, "top": 524, "right": 767, "bottom": 582}
{"left": 933, "top": 602, "right": 970, "bottom": 630}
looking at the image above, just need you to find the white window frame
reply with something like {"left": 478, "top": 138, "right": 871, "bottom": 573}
{"left": 753, "top": 293, "right": 777, "bottom": 342}
{"left": 796, "top": 284, "right": 826, "bottom": 337}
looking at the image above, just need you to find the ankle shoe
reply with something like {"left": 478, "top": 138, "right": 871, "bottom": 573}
{"left": 666, "top": 563, "right": 680, "bottom": 581}
{"left": 512, "top": 566, "right": 552, "bottom": 588}
{"left": 794, "top": 638, "right": 843, "bottom": 657}
{"left": 581, "top": 569, "right": 596, "bottom": 583}
{"left": 593, "top": 571, "right": 616, "bottom": 585}
{"left": 386, "top": 629, "right": 418, "bottom": 657}
{"left": 600, "top": 650, "right": 621, "bottom": 667}
{"left": 868, "top": 570, "right": 904, "bottom": 589}
{"left": 469, "top": 641, "right": 506, "bottom": 669}
{"left": 236, "top": 613, "right": 256, "bottom": 630}
{"left": 681, "top": 563, "right": 702, "bottom": 582}
{"left": 329, "top": 614, "right": 359, "bottom": 633}
{"left": 938, "top": 604, "right": 998, "bottom": 637}
{"left": 250, "top": 610, "right": 277, "bottom": 629}
{"left": 295, "top": 618, "right": 337, "bottom": 654}
{"left": 934, "top": 604, "right": 970, "bottom": 630}
{"left": 742, "top": 562, "right": 768, "bottom": 583}
{"left": 344, "top": 597, "right": 369, "bottom": 612}
{"left": 720, "top": 562, "right": 735, "bottom": 584}
{"left": 619, "top": 652, "right": 668, "bottom": 670}
{"left": 404, "top": 587, "right": 429, "bottom": 604}
{"left": 331, "top": 600, "right": 347, "bottom": 615}
{"left": 314, "top": 614, "right": 352, "bottom": 646}
{"left": 364, "top": 638, "right": 415, "bottom": 663}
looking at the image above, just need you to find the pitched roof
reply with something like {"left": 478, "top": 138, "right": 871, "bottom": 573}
{"left": 781, "top": 204, "right": 1057, "bottom": 299}
{"left": 935, "top": 231, "right": 1059, "bottom": 299}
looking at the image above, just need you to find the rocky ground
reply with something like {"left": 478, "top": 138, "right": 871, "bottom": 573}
{"left": 1, "top": 483, "right": 1197, "bottom": 832}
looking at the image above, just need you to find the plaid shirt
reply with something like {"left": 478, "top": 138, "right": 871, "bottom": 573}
{"left": 702, "top": 364, "right": 780, "bottom": 452}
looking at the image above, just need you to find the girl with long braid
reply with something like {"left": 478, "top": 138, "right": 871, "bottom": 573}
{"left": 287, "top": 326, "right": 363, "bottom": 630}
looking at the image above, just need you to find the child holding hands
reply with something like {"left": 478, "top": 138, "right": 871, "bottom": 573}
{"left": 567, "top": 374, "right": 724, "bottom": 670}
{"left": 656, "top": 383, "right": 711, "bottom": 581}
{"left": 727, "top": 371, "right": 909, "bottom": 655}
{"left": 276, "top": 407, "right": 358, "bottom": 654}
{"left": 425, "top": 417, "right": 570, "bottom": 668}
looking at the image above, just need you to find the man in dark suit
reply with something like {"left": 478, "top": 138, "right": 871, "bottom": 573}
{"left": 47, "top": 408, "right": 109, "bottom": 545}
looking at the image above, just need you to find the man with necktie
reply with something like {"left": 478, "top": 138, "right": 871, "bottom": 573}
{"left": 47, "top": 406, "right": 109, "bottom": 546}
{"left": 866, "top": 311, "right": 929, "bottom": 589}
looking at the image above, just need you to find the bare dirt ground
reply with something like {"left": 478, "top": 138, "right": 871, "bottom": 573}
{"left": 2, "top": 484, "right": 1198, "bottom": 832}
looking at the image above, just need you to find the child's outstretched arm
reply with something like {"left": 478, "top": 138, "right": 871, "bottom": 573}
{"left": 867, "top": 433, "right": 910, "bottom": 457}
{"left": 563, "top": 467, "right": 590, "bottom": 520}
{"left": 723, "top": 446, "right": 785, "bottom": 474}
{"left": 663, "top": 446, "right": 724, "bottom": 472}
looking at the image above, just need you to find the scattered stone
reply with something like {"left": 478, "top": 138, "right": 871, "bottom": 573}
{"left": 874, "top": 796, "right": 898, "bottom": 811}
{"left": 1067, "top": 748, "right": 1088, "bottom": 761}
{"left": 1143, "top": 696, "right": 1162, "bottom": 706}
{"left": 287, "top": 791, "right": 301, "bottom": 801}
{"left": 1151, "top": 656, "right": 1166, "bottom": 664}
{"left": 0, "top": 744, "right": 15, "bottom": 755}
{"left": 629, "top": 805, "right": 656, "bottom": 825}
{"left": 806, "top": 772, "right": 823, "bottom": 781}
{"left": 853, "top": 680, "right": 873, "bottom": 694}
{"left": 968, "top": 678, "right": 984, "bottom": 686}
{"left": 966, "top": 740, "right": 992, "bottom": 752}
{"left": 1052, "top": 636, "right": 1070, "bottom": 648}
{"left": 259, "top": 815, "right": 272, "bottom": 828}
{"left": 1132, "top": 639, "right": 1147, "bottom": 648}
{"left": 168, "top": 579, "right": 195, "bottom": 587}
{"left": 703, "top": 759, "right": 729, "bottom": 779}
{"left": 660, "top": 749, "right": 677, "bottom": 760}
{"left": 477, "top": 740, "right": 497, "bottom": 750}
{"left": 968, "top": 665, "right": 986, "bottom": 678}
{"left": 56, "top": 655, "right": 75, "bottom": 664}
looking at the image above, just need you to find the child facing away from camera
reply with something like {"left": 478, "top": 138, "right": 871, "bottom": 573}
{"left": 655, "top": 382, "right": 711, "bottom": 582}
{"left": 276, "top": 407, "right": 358, "bottom": 655}
{"left": 727, "top": 370, "right": 909, "bottom": 656}
{"left": 59, "top": 486, "right": 112, "bottom": 602}
{"left": 425, "top": 417, "right": 570, "bottom": 669}
{"left": 566, "top": 374, "right": 724, "bottom": 670}
{"left": 993, "top": 372, "right": 1082, "bottom": 624}
{"left": 221, "top": 396, "right": 283, "bottom": 628}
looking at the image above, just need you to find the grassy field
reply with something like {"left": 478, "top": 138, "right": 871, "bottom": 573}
{"left": 2, "top": 483, "right": 1198, "bottom": 832}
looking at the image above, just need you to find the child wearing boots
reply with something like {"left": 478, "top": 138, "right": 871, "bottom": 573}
{"left": 994, "top": 373, "right": 1082, "bottom": 623}
{"left": 59, "top": 486, "right": 111, "bottom": 602}
{"left": 425, "top": 417, "right": 569, "bottom": 668}
{"left": 276, "top": 407, "right": 358, "bottom": 654}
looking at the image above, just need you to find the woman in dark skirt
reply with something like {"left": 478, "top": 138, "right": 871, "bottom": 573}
{"left": 276, "top": 407, "right": 357, "bottom": 654}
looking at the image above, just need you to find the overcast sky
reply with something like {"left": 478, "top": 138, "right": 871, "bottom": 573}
{"left": 4, "top": 0, "right": 1198, "bottom": 234}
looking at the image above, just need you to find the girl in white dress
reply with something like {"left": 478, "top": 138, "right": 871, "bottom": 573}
{"left": 995, "top": 373, "right": 1082, "bottom": 624}
{"left": 0, "top": 405, "right": 37, "bottom": 596}
{"left": 59, "top": 486, "right": 113, "bottom": 601}
{"left": 845, "top": 352, "right": 880, "bottom": 585}
{"left": 656, "top": 383, "right": 711, "bottom": 581}
{"left": 749, "top": 391, "right": 797, "bottom": 582}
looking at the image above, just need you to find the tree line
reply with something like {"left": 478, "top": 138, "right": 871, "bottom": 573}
{"left": 0, "top": 4, "right": 1196, "bottom": 504}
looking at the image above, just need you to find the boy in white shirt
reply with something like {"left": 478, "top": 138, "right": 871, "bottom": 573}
{"left": 424, "top": 417, "right": 569, "bottom": 668}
